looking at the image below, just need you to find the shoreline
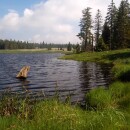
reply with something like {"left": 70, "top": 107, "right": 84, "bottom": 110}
{"left": 0, "top": 49, "right": 72, "bottom": 54}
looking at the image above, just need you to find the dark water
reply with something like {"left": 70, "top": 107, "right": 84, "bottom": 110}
{"left": 0, "top": 53, "right": 112, "bottom": 103}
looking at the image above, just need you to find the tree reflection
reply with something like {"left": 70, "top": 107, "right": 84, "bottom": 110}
{"left": 78, "top": 62, "right": 112, "bottom": 92}
{"left": 19, "top": 79, "right": 30, "bottom": 92}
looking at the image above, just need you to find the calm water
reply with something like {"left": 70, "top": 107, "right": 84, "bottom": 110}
{"left": 0, "top": 53, "right": 112, "bottom": 103}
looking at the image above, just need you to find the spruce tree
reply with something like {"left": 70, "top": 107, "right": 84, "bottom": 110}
{"left": 106, "top": 0, "right": 117, "bottom": 50}
{"left": 116, "top": 0, "right": 130, "bottom": 48}
{"left": 77, "top": 7, "right": 93, "bottom": 51}
{"left": 102, "top": 22, "right": 110, "bottom": 48}
{"left": 67, "top": 42, "right": 72, "bottom": 51}
{"left": 94, "top": 9, "right": 103, "bottom": 48}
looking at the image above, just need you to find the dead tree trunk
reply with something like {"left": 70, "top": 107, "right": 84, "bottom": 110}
{"left": 16, "top": 66, "right": 30, "bottom": 79}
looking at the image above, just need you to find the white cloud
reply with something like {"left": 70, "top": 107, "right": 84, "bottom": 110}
{"left": 0, "top": 0, "right": 129, "bottom": 43}
{"left": 24, "top": 9, "right": 34, "bottom": 17}
{"left": 0, "top": 10, "right": 19, "bottom": 31}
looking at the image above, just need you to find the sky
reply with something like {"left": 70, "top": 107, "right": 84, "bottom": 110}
{"left": 0, "top": 0, "right": 129, "bottom": 43}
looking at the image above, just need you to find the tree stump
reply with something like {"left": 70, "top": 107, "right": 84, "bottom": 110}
{"left": 16, "top": 66, "right": 30, "bottom": 79}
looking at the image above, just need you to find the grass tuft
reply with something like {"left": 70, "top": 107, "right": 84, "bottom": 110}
{"left": 86, "top": 87, "right": 116, "bottom": 110}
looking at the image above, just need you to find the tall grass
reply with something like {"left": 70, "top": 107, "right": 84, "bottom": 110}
{"left": 86, "top": 87, "right": 117, "bottom": 110}
{"left": 0, "top": 97, "right": 126, "bottom": 130}
{"left": 0, "top": 83, "right": 129, "bottom": 130}
{"left": 86, "top": 81, "right": 130, "bottom": 129}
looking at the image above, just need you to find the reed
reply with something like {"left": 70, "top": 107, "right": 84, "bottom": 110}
{"left": 0, "top": 85, "right": 128, "bottom": 130}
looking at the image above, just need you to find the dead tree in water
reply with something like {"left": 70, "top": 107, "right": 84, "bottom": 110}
{"left": 16, "top": 66, "right": 30, "bottom": 79}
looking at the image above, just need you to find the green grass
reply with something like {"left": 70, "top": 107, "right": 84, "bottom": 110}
{"left": 61, "top": 48, "right": 130, "bottom": 63}
{"left": 0, "top": 82, "right": 130, "bottom": 130}
{"left": 0, "top": 95, "right": 127, "bottom": 130}
{"left": 86, "top": 81, "right": 130, "bottom": 129}
{"left": 0, "top": 49, "right": 71, "bottom": 54}
{"left": 86, "top": 87, "right": 117, "bottom": 110}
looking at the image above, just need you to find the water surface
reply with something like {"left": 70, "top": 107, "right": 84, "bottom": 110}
{"left": 0, "top": 53, "right": 112, "bottom": 103}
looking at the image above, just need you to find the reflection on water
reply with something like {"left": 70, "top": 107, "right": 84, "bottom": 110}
{"left": 79, "top": 62, "right": 112, "bottom": 90}
{"left": 0, "top": 53, "right": 112, "bottom": 103}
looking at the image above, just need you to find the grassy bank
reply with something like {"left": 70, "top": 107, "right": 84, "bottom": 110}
{"left": 61, "top": 48, "right": 130, "bottom": 129}
{"left": 0, "top": 49, "right": 72, "bottom": 54}
{"left": 0, "top": 88, "right": 128, "bottom": 130}
{"left": 1, "top": 49, "right": 130, "bottom": 129}
{"left": 61, "top": 49, "right": 130, "bottom": 63}
{"left": 62, "top": 49, "right": 130, "bottom": 81}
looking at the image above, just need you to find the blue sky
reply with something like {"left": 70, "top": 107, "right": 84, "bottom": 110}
{"left": 0, "top": 0, "right": 129, "bottom": 43}
{"left": 0, "top": 0, "right": 45, "bottom": 16}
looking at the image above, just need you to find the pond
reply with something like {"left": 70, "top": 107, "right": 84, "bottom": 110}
{"left": 0, "top": 53, "right": 112, "bottom": 103}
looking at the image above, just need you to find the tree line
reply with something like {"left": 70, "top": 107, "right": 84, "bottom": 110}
{"left": 0, "top": 39, "right": 75, "bottom": 50}
{"left": 77, "top": 0, "right": 130, "bottom": 52}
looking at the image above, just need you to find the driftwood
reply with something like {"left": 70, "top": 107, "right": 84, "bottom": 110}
{"left": 16, "top": 66, "right": 30, "bottom": 79}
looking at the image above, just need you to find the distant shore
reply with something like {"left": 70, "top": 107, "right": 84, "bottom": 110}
{"left": 0, "top": 48, "right": 73, "bottom": 54}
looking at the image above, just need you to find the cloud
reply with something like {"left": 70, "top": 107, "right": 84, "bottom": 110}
{"left": 0, "top": 0, "right": 128, "bottom": 43}
{"left": 0, "top": 10, "right": 20, "bottom": 31}
{"left": 24, "top": 8, "right": 34, "bottom": 17}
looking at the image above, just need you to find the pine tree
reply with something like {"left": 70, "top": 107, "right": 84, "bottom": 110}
{"left": 94, "top": 9, "right": 103, "bottom": 48}
{"left": 116, "top": 0, "right": 130, "bottom": 48}
{"left": 75, "top": 44, "right": 80, "bottom": 53}
{"left": 102, "top": 22, "right": 110, "bottom": 47}
{"left": 106, "top": 0, "right": 117, "bottom": 50}
{"left": 67, "top": 42, "right": 72, "bottom": 51}
{"left": 95, "top": 37, "right": 108, "bottom": 51}
{"left": 126, "top": 13, "right": 130, "bottom": 46}
{"left": 77, "top": 7, "right": 93, "bottom": 51}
